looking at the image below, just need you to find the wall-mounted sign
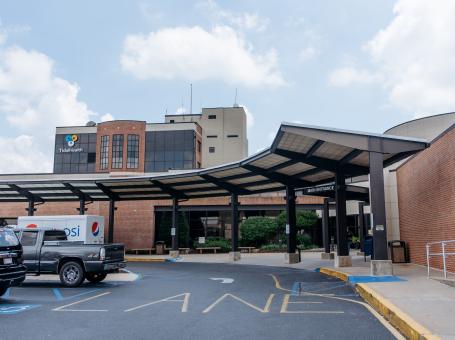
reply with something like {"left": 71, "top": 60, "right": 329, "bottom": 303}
{"left": 304, "top": 185, "right": 335, "bottom": 194}
{"left": 285, "top": 224, "right": 290, "bottom": 234}
{"left": 57, "top": 134, "right": 83, "bottom": 153}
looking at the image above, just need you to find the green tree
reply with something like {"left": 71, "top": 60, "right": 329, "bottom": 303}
{"left": 240, "top": 216, "right": 278, "bottom": 247}
{"left": 276, "top": 210, "right": 319, "bottom": 233}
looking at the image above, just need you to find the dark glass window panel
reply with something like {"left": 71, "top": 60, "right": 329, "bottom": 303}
{"left": 165, "top": 161, "right": 174, "bottom": 169}
{"left": 89, "top": 133, "right": 97, "bottom": 143}
{"left": 62, "top": 163, "right": 71, "bottom": 173}
{"left": 184, "top": 161, "right": 194, "bottom": 169}
{"left": 127, "top": 134, "right": 139, "bottom": 169}
{"left": 88, "top": 152, "right": 96, "bottom": 163}
{"left": 88, "top": 163, "right": 95, "bottom": 173}
{"left": 184, "top": 151, "right": 194, "bottom": 161}
{"left": 63, "top": 153, "right": 71, "bottom": 163}
{"left": 155, "top": 151, "right": 165, "bottom": 161}
{"left": 165, "top": 151, "right": 173, "bottom": 161}
{"left": 208, "top": 114, "right": 216, "bottom": 119}
{"left": 209, "top": 146, "right": 215, "bottom": 153}
{"left": 174, "top": 160, "right": 184, "bottom": 169}
{"left": 54, "top": 163, "right": 62, "bottom": 173}
{"left": 79, "top": 134, "right": 88, "bottom": 143}
{"left": 174, "top": 151, "right": 184, "bottom": 161}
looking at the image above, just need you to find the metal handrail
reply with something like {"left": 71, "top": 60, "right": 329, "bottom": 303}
{"left": 426, "top": 240, "right": 455, "bottom": 278}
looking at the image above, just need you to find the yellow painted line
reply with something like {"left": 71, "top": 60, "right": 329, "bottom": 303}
{"left": 319, "top": 267, "right": 349, "bottom": 282}
{"left": 53, "top": 292, "right": 111, "bottom": 312}
{"left": 356, "top": 283, "right": 439, "bottom": 340}
{"left": 126, "top": 257, "right": 166, "bottom": 263}
{"left": 318, "top": 268, "right": 440, "bottom": 340}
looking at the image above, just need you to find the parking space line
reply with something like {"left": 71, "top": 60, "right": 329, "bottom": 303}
{"left": 52, "top": 288, "right": 102, "bottom": 301}
{"left": 53, "top": 292, "right": 111, "bottom": 312}
{"left": 202, "top": 293, "right": 275, "bottom": 314}
{"left": 124, "top": 293, "right": 190, "bottom": 312}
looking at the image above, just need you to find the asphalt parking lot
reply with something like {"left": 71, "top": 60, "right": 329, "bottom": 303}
{"left": 0, "top": 262, "right": 399, "bottom": 340}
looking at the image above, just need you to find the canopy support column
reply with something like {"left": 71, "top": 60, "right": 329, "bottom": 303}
{"left": 285, "top": 185, "right": 299, "bottom": 264}
{"left": 26, "top": 200, "right": 35, "bottom": 216}
{"left": 335, "top": 171, "right": 351, "bottom": 267}
{"left": 358, "top": 201, "right": 365, "bottom": 252}
{"left": 369, "top": 151, "right": 393, "bottom": 275}
{"left": 321, "top": 198, "right": 334, "bottom": 259}
{"left": 170, "top": 198, "right": 180, "bottom": 258}
{"left": 78, "top": 198, "right": 86, "bottom": 215}
{"left": 108, "top": 199, "right": 116, "bottom": 243}
{"left": 229, "top": 193, "right": 241, "bottom": 261}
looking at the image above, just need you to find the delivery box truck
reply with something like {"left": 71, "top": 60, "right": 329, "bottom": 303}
{"left": 17, "top": 215, "right": 105, "bottom": 244}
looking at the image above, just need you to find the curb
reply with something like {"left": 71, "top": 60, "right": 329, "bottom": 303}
{"left": 126, "top": 257, "right": 167, "bottom": 263}
{"left": 319, "top": 267, "right": 439, "bottom": 340}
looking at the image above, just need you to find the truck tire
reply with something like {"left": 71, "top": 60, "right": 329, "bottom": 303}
{"left": 86, "top": 273, "right": 107, "bottom": 283}
{"left": 0, "top": 287, "right": 8, "bottom": 297}
{"left": 59, "top": 261, "right": 85, "bottom": 287}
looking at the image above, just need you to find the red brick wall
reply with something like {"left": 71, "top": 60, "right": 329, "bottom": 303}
{"left": 96, "top": 120, "right": 146, "bottom": 173}
{"left": 397, "top": 126, "right": 455, "bottom": 272}
{"left": 0, "top": 195, "right": 324, "bottom": 250}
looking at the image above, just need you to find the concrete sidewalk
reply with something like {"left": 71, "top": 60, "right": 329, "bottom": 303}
{"left": 126, "top": 252, "right": 454, "bottom": 339}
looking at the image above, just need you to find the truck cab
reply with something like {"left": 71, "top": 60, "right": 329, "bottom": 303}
{"left": 16, "top": 227, "right": 125, "bottom": 287}
{"left": 0, "top": 227, "right": 26, "bottom": 297}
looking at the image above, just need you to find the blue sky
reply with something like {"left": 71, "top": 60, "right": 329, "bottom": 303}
{"left": 0, "top": 0, "right": 453, "bottom": 172}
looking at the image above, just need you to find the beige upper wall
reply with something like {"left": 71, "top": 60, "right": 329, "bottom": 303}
{"left": 165, "top": 107, "right": 248, "bottom": 168}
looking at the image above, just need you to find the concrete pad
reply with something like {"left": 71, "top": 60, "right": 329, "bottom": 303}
{"left": 284, "top": 253, "right": 300, "bottom": 264}
{"left": 321, "top": 252, "right": 335, "bottom": 260}
{"left": 229, "top": 251, "right": 241, "bottom": 261}
{"left": 370, "top": 260, "right": 393, "bottom": 276}
{"left": 169, "top": 250, "right": 180, "bottom": 258}
{"left": 335, "top": 255, "right": 352, "bottom": 267}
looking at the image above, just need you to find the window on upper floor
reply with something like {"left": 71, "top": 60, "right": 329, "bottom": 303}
{"left": 100, "top": 135, "right": 109, "bottom": 170}
{"left": 208, "top": 114, "right": 216, "bottom": 119}
{"left": 127, "top": 134, "right": 139, "bottom": 169}
{"left": 227, "top": 134, "right": 239, "bottom": 138}
{"left": 209, "top": 146, "right": 215, "bottom": 153}
{"left": 112, "top": 134, "right": 124, "bottom": 169}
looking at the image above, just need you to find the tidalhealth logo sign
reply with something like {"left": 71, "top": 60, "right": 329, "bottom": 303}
{"left": 58, "top": 134, "right": 83, "bottom": 153}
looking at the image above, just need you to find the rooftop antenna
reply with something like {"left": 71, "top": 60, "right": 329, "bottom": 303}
{"left": 190, "top": 83, "right": 193, "bottom": 114}
{"left": 234, "top": 88, "right": 239, "bottom": 107}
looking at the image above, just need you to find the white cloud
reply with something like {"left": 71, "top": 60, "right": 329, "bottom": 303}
{"left": 330, "top": 0, "right": 455, "bottom": 116}
{"left": 0, "top": 46, "right": 98, "bottom": 173}
{"left": 121, "top": 25, "right": 285, "bottom": 87}
{"left": 100, "top": 113, "right": 114, "bottom": 122}
{"left": 299, "top": 46, "right": 319, "bottom": 62}
{"left": 242, "top": 105, "right": 254, "bottom": 129}
{"left": 329, "top": 67, "right": 380, "bottom": 87}
{"left": 175, "top": 107, "right": 187, "bottom": 115}
{"left": 197, "top": 0, "right": 269, "bottom": 32}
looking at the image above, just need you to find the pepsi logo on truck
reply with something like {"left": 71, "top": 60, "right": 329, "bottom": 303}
{"left": 18, "top": 215, "right": 105, "bottom": 244}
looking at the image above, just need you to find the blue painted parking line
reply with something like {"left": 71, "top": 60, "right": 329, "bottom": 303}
{"left": 348, "top": 276, "right": 405, "bottom": 283}
{"left": 52, "top": 288, "right": 103, "bottom": 301}
{"left": 291, "top": 282, "right": 301, "bottom": 296}
{"left": 0, "top": 304, "right": 41, "bottom": 315}
{"left": 2, "top": 288, "right": 11, "bottom": 299}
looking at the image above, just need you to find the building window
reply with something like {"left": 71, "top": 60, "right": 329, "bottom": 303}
{"left": 100, "top": 135, "right": 109, "bottom": 170}
{"left": 170, "top": 120, "right": 175, "bottom": 123}
{"left": 112, "top": 134, "right": 124, "bottom": 169}
{"left": 207, "top": 135, "right": 217, "bottom": 138}
{"left": 197, "top": 140, "right": 201, "bottom": 153}
{"left": 209, "top": 146, "right": 215, "bottom": 153}
{"left": 227, "top": 134, "right": 239, "bottom": 138}
{"left": 208, "top": 114, "right": 216, "bottom": 119}
{"left": 127, "top": 134, "right": 139, "bottom": 169}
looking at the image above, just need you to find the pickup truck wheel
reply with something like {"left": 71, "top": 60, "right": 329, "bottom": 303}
{"left": 59, "top": 261, "right": 85, "bottom": 287}
{"left": 86, "top": 273, "right": 107, "bottom": 283}
{"left": 0, "top": 287, "right": 8, "bottom": 297}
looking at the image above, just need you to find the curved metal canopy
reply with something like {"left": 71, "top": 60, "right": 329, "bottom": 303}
{"left": 0, "top": 122, "right": 428, "bottom": 203}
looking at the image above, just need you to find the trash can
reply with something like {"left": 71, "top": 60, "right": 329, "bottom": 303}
{"left": 156, "top": 241, "right": 165, "bottom": 255}
{"left": 388, "top": 240, "right": 409, "bottom": 263}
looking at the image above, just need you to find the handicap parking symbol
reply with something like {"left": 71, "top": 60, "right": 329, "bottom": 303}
{"left": 0, "top": 304, "right": 41, "bottom": 315}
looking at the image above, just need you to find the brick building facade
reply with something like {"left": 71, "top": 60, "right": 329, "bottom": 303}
{"left": 397, "top": 124, "right": 455, "bottom": 272}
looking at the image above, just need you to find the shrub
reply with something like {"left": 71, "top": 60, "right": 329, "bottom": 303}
{"left": 195, "top": 237, "right": 231, "bottom": 252}
{"left": 276, "top": 210, "right": 319, "bottom": 234}
{"left": 297, "top": 233, "right": 312, "bottom": 246}
{"left": 240, "top": 216, "right": 278, "bottom": 248}
{"left": 260, "top": 243, "right": 287, "bottom": 252}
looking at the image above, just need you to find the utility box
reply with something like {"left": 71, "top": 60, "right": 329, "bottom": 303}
{"left": 388, "top": 240, "right": 409, "bottom": 263}
{"left": 156, "top": 241, "right": 165, "bottom": 255}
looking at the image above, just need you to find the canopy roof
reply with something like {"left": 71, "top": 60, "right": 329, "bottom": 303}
{"left": 0, "top": 122, "right": 428, "bottom": 203}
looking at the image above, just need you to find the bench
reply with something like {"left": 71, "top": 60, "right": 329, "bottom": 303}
{"left": 128, "top": 248, "right": 155, "bottom": 255}
{"left": 196, "top": 247, "right": 221, "bottom": 254}
{"left": 239, "top": 246, "right": 256, "bottom": 253}
{"left": 179, "top": 248, "right": 190, "bottom": 254}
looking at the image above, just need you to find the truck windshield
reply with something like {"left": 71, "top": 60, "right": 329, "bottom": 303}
{"left": 0, "top": 229, "right": 20, "bottom": 247}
